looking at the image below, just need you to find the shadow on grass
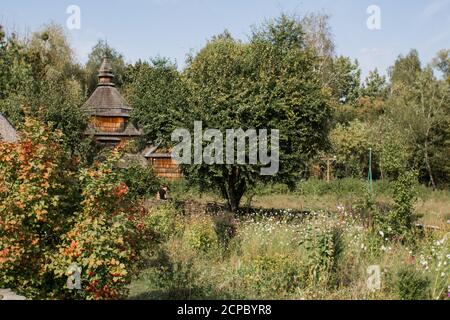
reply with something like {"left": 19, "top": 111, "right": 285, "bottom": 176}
{"left": 128, "top": 249, "right": 236, "bottom": 300}
{"left": 128, "top": 287, "right": 232, "bottom": 300}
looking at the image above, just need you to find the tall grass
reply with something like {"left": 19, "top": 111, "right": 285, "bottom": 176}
{"left": 129, "top": 201, "right": 450, "bottom": 300}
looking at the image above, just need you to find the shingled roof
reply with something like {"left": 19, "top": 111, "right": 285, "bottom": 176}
{"left": 0, "top": 113, "right": 18, "bottom": 143}
{"left": 83, "top": 86, "right": 132, "bottom": 117}
{"left": 83, "top": 57, "right": 132, "bottom": 117}
{"left": 83, "top": 56, "right": 141, "bottom": 142}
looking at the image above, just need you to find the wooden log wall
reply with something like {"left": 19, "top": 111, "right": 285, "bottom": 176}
{"left": 91, "top": 116, "right": 126, "bottom": 133}
{"left": 149, "top": 157, "right": 183, "bottom": 179}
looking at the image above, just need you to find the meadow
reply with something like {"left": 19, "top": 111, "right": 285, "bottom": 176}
{"left": 128, "top": 179, "right": 450, "bottom": 300}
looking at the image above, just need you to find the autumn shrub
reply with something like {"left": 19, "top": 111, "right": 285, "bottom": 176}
{"left": 0, "top": 119, "right": 81, "bottom": 297}
{"left": 49, "top": 150, "right": 150, "bottom": 300}
{"left": 0, "top": 119, "right": 150, "bottom": 299}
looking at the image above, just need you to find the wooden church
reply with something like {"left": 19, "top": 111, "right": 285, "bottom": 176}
{"left": 84, "top": 57, "right": 141, "bottom": 146}
{"left": 84, "top": 57, "right": 181, "bottom": 179}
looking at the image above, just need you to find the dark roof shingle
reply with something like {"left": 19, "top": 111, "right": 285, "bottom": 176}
{"left": 83, "top": 86, "right": 132, "bottom": 117}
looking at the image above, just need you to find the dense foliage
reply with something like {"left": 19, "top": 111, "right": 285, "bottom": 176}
{"left": 0, "top": 119, "right": 150, "bottom": 299}
{"left": 178, "top": 16, "right": 331, "bottom": 211}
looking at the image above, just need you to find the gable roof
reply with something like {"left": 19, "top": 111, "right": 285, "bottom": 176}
{"left": 0, "top": 113, "right": 18, "bottom": 143}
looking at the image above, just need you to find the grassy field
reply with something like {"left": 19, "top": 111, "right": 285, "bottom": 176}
{"left": 250, "top": 192, "right": 449, "bottom": 227}
{"left": 169, "top": 178, "right": 450, "bottom": 227}
{"left": 128, "top": 179, "right": 450, "bottom": 300}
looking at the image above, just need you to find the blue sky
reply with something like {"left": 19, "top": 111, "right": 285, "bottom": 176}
{"left": 1, "top": 0, "right": 449, "bottom": 78}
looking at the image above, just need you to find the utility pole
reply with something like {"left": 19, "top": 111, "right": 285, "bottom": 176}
{"left": 321, "top": 156, "right": 337, "bottom": 183}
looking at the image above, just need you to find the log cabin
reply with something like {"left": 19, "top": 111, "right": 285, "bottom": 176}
{"left": 144, "top": 145, "right": 183, "bottom": 179}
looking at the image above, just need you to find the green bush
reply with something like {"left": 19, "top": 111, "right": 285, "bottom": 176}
{"left": 395, "top": 266, "right": 430, "bottom": 300}
{"left": 213, "top": 214, "right": 237, "bottom": 250}
{"left": 184, "top": 215, "right": 219, "bottom": 253}
{"left": 237, "top": 254, "right": 304, "bottom": 298}
{"left": 295, "top": 178, "right": 366, "bottom": 197}
{"left": 147, "top": 254, "right": 213, "bottom": 299}
{"left": 145, "top": 203, "right": 183, "bottom": 244}
{"left": 117, "top": 164, "right": 160, "bottom": 201}
{"left": 372, "top": 171, "right": 419, "bottom": 242}
{"left": 302, "top": 224, "right": 345, "bottom": 286}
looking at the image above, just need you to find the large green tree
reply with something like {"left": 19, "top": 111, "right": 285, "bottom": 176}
{"left": 84, "top": 40, "right": 127, "bottom": 96}
{"left": 181, "top": 15, "right": 331, "bottom": 212}
{"left": 388, "top": 58, "right": 449, "bottom": 188}
{"left": 0, "top": 24, "right": 88, "bottom": 155}
{"left": 0, "top": 26, "right": 34, "bottom": 125}
{"left": 124, "top": 57, "right": 187, "bottom": 148}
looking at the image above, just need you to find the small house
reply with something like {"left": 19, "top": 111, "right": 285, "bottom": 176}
{"left": 144, "top": 146, "right": 182, "bottom": 179}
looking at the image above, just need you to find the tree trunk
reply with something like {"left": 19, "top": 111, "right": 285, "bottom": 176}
{"left": 222, "top": 166, "right": 246, "bottom": 213}
{"left": 424, "top": 141, "right": 436, "bottom": 190}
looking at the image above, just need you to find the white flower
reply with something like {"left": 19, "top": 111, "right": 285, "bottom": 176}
{"left": 379, "top": 230, "right": 384, "bottom": 238}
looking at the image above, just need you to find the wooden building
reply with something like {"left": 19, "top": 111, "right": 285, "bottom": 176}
{"left": 83, "top": 56, "right": 182, "bottom": 179}
{"left": 83, "top": 57, "right": 141, "bottom": 146}
{"left": 0, "top": 113, "right": 18, "bottom": 143}
{"left": 144, "top": 146, "right": 182, "bottom": 179}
